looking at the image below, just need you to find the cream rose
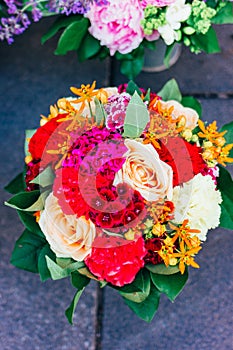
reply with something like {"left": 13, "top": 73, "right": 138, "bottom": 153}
{"left": 158, "top": 100, "right": 199, "bottom": 130}
{"left": 172, "top": 173, "right": 222, "bottom": 241}
{"left": 114, "top": 139, "right": 173, "bottom": 201}
{"left": 39, "top": 193, "right": 96, "bottom": 261}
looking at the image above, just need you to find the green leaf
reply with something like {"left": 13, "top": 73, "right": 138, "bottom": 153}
{"left": 45, "top": 256, "right": 84, "bottom": 280}
{"left": 77, "top": 33, "right": 101, "bottom": 61}
{"left": 157, "top": 79, "right": 182, "bottom": 102}
{"left": 146, "top": 263, "right": 180, "bottom": 275}
{"left": 220, "top": 121, "right": 233, "bottom": 157}
{"left": 181, "top": 96, "right": 202, "bottom": 117}
{"left": 38, "top": 244, "right": 56, "bottom": 281}
{"left": 120, "top": 56, "right": 144, "bottom": 79}
{"left": 65, "top": 283, "right": 88, "bottom": 324}
{"left": 78, "top": 267, "right": 99, "bottom": 281}
{"left": 11, "top": 229, "right": 46, "bottom": 273}
{"left": 143, "top": 88, "right": 151, "bottom": 103}
{"left": 150, "top": 269, "right": 188, "bottom": 302}
{"left": 55, "top": 19, "right": 89, "bottom": 55}
{"left": 5, "top": 190, "right": 50, "bottom": 212}
{"left": 94, "top": 97, "right": 107, "bottom": 125}
{"left": 123, "top": 91, "right": 149, "bottom": 138}
{"left": 212, "top": 3, "right": 233, "bottom": 24}
{"left": 123, "top": 283, "right": 160, "bottom": 322}
{"left": 30, "top": 166, "right": 55, "bottom": 188}
{"left": 71, "top": 270, "right": 90, "bottom": 289}
{"left": 4, "top": 172, "right": 25, "bottom": 194}
{"left": 191, "top": 27, "right": 220, "bottom": 53}
{"left": 164, "top": 43, "right": 176, "bottom": 68}
{"left": 118, "top": 270, "right": 151, "bottom": 303}
{"left": 41, "top": 15, "right": 83, "bottom": 44}
{"left": 25, "top": 129, "right": 36, "bottom": 157}
{"left": 17, "top": 210, "right": 44, "bottom": 238}
{"left": 126, "top": 80, "right": 142, "bottom": 96}
{"left": 217, "top": 166, "right": 233, "bottom": 229}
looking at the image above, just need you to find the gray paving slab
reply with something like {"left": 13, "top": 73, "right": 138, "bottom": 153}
{"left": 0, "top": 18, "right": 108, "bottom": 350}
{"left": 112, "top": 24, "right": 233, "bottom": 94}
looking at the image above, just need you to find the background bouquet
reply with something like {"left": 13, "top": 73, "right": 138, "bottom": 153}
{"left": 5, "top": 79, "right": 233, "bottom": 323}
{"left": 1, "top": 0, "right": 232, "bottom": 78}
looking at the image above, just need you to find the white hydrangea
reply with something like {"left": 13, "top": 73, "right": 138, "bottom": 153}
{"left": 172, "top": 173, "right": 222, "bottom": 241}
{"left": 158, "top": 0, "right": 192, "bottom": 45}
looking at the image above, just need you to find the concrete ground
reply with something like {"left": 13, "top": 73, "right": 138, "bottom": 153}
{"left": 0, "top": 19, "right": 232, "bottom": 350}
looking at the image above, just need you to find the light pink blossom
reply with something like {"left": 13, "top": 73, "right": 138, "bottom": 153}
{"left": 85, "top": 0, "right": 144, "bottom": 55}
{"left": 141, "top": 0, "right": 176, "bottom": 8}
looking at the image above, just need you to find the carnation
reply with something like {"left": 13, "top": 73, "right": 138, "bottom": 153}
{"left": 85, "top": 236, "right": 147, "bottom": 286}
{"left": 172, "top": 173, "right": 222, "bottom": 241}
{"left": 85, "top": 0, "right": 144, "bottom": 55}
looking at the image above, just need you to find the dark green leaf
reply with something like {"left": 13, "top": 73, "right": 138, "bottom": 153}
{"left": 191, "top": 27, "right": 220, "bottom": 53}
{"left": 212, "top": 3, "right": 233, "bottom": 24}
{"left": 146, "top": 263, "right": 180, "bottom": 275}
{"left": 45, "top": 256, "right": 84, "bottom": 280}
{"left": 38, "top": 244, "right": 56, "bottom": 281}
{"left": 78, "top": 267, "right": 99, "bottom": 281}
{"left": 150, "top": 269, "right": 188, "bottom": 302}
{"left": 77, "top": 33, "right": 101, "bottom": 61}
{"left": 123, "top": 91, "right": 149, "bottom": 138}
{"left": 217, "top": 166, "right": 233, "bottom": 229}
{"left": 65, "top": 288, "right": 86, "bottom": 324}
{"left": 118, "top": 270, "right": 151, "bottom": 303}
{"left": 71, "top": 270, "right": 90, "bottom": 289}
{"left": 11, "top": 229, "right": 46, "bottom": 273}
{"left": 157, "top": 79, "right": 182, "bottom": 102}
{"left": 4, "top": 172, "right": 25, "bottom": 194}
{"left": 143, "top": 40, "right": 156, "bottom": 50}
{"left": 120, "top": 47, "right": 144, "bottom": 79}
{"left": 5, "top": 190, "right": 49, "bottom": 211}
{"left": 17, "top": 210, "right": 44, "bottom": 238}
{"left": 123, "top": 283, "right": 160, "bottom": 322}
{"left": 220, "top": 121, "right": 233, "bottom": 157}
{"left": 126, "top": 80, "right": 142, "bottom": 96}
{"left": 41, "top": 15, "right": 83, "bottom": 44}
{"left": 143, "top": 88, "right": 151, "bottom": 103}
{"left": 181, "top": 96, "right": 202, "bottom": 117}
{"left": 55, "top": 18, "right": 89, "bottom": 55}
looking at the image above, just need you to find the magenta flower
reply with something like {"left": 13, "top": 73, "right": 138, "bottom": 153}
{"left": 105, "top": 93, "right": 131, "bottom": 131}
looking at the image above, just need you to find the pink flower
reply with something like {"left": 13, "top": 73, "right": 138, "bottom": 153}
{"left": 85, "top": 0, "right": 144, "bottom": 55}
{"left": 85, "top": 236, "right": 147, "bottom": 286}
{"left": 105, "top": 93, "right": 131, "bottom": 131}
{"left": 141, "top": 0, "right": 176, "bottom": 8}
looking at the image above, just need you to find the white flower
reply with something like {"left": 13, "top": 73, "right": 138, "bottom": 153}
{"left": 39, "top": 193, "right": 96, "bottom": 261}
{"left": 172, "top": 173, "right": 222, "bottom": 241}
{"left": 158, "top": 0, "right": 191, "bottom": 45}
{"left": 114, "top": 139, "right": 173, "bottom": 201}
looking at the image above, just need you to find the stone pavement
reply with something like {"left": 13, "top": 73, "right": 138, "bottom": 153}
{"left": 0, "top": 19, "right": 232, "bottom": 350}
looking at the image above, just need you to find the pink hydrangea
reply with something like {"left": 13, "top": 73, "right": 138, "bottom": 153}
{"left": 85, "top": 0, "right": 144, "bottom": 55}
{"left": 141, "top": 0, "right": 176, "bottom": 8}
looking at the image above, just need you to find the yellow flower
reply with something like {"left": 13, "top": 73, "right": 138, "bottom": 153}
{"left": 198, "top": 120, "right": 226, "bottom": 143}
{"left": 40, "top": 104, "right": 59, "bottom": 126}
{"left": 169, "top": 219, "right": 201, "bottom": 248}
{"left": 70, "top": 81, "right": 98, "bottom": 104}
{"left": 173, "top": 240, "right": 201, "bottom": 274}
{"left": 152, "top": 222, "right": 166, "bottom": 237}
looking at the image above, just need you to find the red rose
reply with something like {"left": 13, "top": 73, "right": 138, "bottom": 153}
{"left": 85, "top": 236, "right": 147, "bottom": 286}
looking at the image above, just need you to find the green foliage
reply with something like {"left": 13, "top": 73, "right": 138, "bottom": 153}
{"left": 11, "top": 229, "right": 47, "bottom": 273}
{"left": 94, "top": 97, "right": 107, "bottom": 125}
{"left": 45, "top": 256, "right": 84, "bottom": 280}
{"left": 118, "top": 46, "right": 145, "bottom": 79}
{"left": 5, "top": 190, "right": 50, "bottom": 211}
{"left": 191, "top": 27, "right": 220, "bottom": 53}
{"left": 38, "top": 244, "right": 56, "bottom": 281}
{"left": 181, "top": 96, "right": 202, "bottom": 117}
{"left": 217, "top": 166, "right": 233, "bottom": 229}
{"left": 30, "top": 166, "right": 55, "bottom": 188}
{"left": 65, "top": 272, "right": 90, "bottom": 324}
{"left": 220, "top": 121, "right": 233, "bottom": 157}
{"left": 4, "top": 172, "right": 25, "bottom": 194}
{"left": 150, "top": 270, "right": 188, "bottom": 302}
{"left": 126, "top": 80, "right": 142, "bottom": 96}
{"left": 77, "top": 33, "right": 101, "bottom": 61}
{"left": 24, "top": 129, "right": 36, "bottom": 157}
{"left": 212, "top": 3, "right": 233, "bottom": 24}
{"left": 41, "top": 15, "right": 83, "bottom": 44}
{"left": 164, "top": 43, "right": 176, "bottom": 68}
{"left": 123, "top": 91, "right": 149, "bottom": 138}
{"left": 17, "top": 210, "right": 44, "bottom": 238}
{"left": 157, "top": 79, "right": 182, "bottom": 102}
{"left": 123, "top": 283, "right": 160, "bottom": 322}
{"left": 55, "top": 18, "right": 89, "bottom": 55}
{"left": 146, "top": 263, "right": 180, "bottom": 275}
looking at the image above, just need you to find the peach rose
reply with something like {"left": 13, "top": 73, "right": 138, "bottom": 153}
{"left": 39, "top": 193, "right": 96, "bottom": 261}
{"left": 114, "top": 139, "right": 173, "bottom": 201}
{"left": 159, "top": 100, "right": 199, "bottom": 130}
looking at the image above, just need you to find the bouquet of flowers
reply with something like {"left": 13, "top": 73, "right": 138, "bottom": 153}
{"left": 5, "top": 79, "right": 233, "bottom": 323}
{"left": 1, "top": 0, "right": 232, "bottom": 78}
